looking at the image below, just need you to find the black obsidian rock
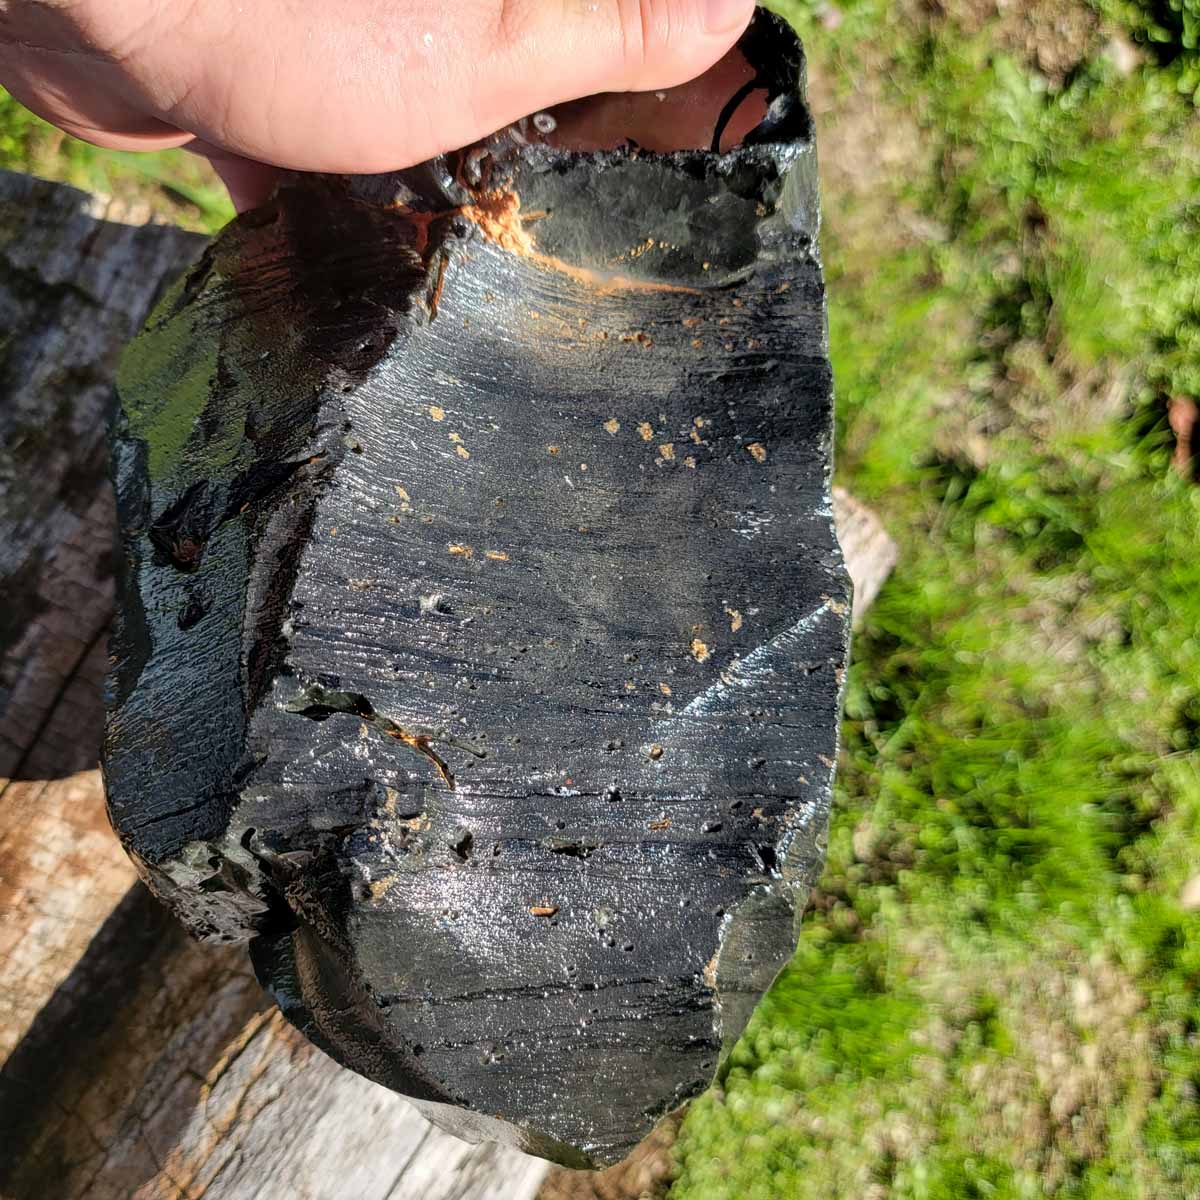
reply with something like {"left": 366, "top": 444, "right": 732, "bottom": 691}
{"left": 103, "top": 12, "right": 850, "bottom": 1168}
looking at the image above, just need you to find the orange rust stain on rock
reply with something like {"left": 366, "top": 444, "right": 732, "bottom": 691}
{"left": 614, "top": 236, "right": 658, "bottom": 263}
{"left": 548, "top": 261, "right": 698, "bottom": 296}
{"left": 690, "top": 638, "right": 712, "bottom": 663}
{"left": 604, "top": 418, "right": 620, "bottom": 435}
{"left": 369, "top": 875, "right": 397, "bottom": 902}
{"left": 387, "top": 205, "right": 443, "bottom": 260}
{"left": 386, "top": 727, "right": 457, "bottom": 790}
{"left": 460, "top": 189, "right": 536, "bottom": 255}
{"left": 820, "top": 592, "right": 850, "bottom": 617}
{"left": 461, "top": 189, "right": 701, "bottom": 295}
{"left": 427, "top": 252, "right": 448, "bottom": 317}
{"left": 637, "top": 422, "right": 654, "bottom": 442}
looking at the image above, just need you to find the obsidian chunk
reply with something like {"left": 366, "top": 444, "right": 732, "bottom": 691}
{"left": 103, "top": 13, "right": 850, "bottom": 1168}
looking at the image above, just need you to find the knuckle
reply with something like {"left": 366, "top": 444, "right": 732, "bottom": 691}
{"left": 613, "top": 0, "right": 654, "bottom": 75}
{"left": 493, "top": 0, "right": 542, "bottom": 51}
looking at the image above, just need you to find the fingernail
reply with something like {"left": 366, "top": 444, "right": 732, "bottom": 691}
{"left": 704, "top": 0, "right": 754, "bottom": 34}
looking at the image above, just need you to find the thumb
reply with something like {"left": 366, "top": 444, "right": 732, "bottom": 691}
{"left": 508, "top": 0, "right": 761, "bottom": 95}
{"left": 189, "top": 141, "right": 281, "bottom": 213}
{"left": 145, "top": 0, "right": 759, "bottom": 175}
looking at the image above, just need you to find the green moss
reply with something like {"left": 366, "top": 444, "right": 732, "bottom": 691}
{"left": 115, "top": 274, "right": 238, "bottom": 482}
{"left": 0, "top": 89, "right": 233, "bottom": 233}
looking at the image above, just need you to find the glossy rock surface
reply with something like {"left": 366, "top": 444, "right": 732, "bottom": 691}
{"left": 103, "top": 14, "right": 850, "bottom": 1168}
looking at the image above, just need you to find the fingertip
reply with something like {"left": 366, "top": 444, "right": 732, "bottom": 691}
{"left": 195, "top": 144, "right": 282, "bottom": 213}
{"left": 590, "top": 0, "right": 758, "bottom": 95}
{"left": 702, "top": 0, "right": 756, "bottom": 36}
{"left": 52, "top": 119, "right": 196, "bottom": 153}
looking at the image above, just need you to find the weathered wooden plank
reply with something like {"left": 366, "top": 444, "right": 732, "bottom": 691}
{"left": 537, "top": 1111, "right": 683, "bottom": 1200}
{"left": 1, "top": 874, "right": 547, "bottom": 1199}
{"left": 0, "top": 172, "right": 206, "bottom": 782}
{"left": 0, "top": 769, "right": 135, "bottom": 1060}
{"left": 0, "top": 168, "right": 203, "bottom": 1087}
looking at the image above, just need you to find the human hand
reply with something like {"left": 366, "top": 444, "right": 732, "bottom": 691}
{"left": 0, "top": 0, "right": 756, "bottom": 209}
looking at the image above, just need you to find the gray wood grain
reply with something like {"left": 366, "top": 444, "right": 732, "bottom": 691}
{"left": 0, "top": 172, "right": 205, "bottom": 782}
